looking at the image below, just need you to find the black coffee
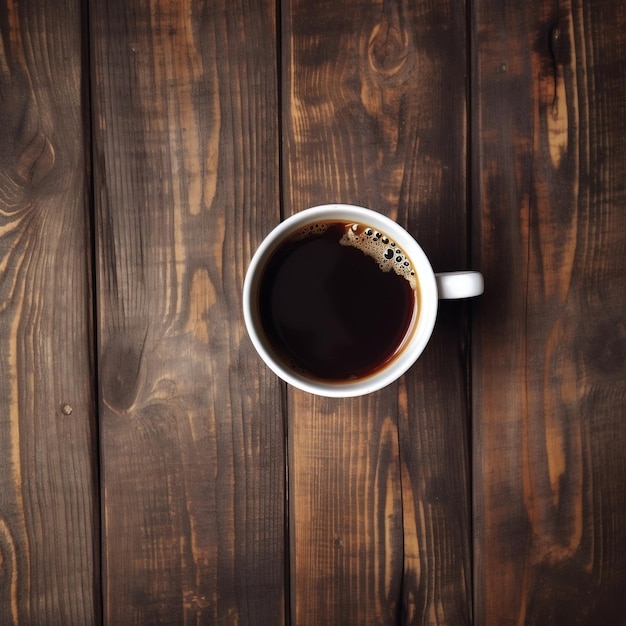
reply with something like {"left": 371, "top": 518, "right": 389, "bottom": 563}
{"left": 258, "top": 221, "right": 418, "bottom": 381}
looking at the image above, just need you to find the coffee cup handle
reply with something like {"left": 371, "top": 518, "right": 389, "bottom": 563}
{"left": 435, "top": 271, "right": 484, "bottom": 299}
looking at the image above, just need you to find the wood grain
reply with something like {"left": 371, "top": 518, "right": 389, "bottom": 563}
{"left": 282, "top": 0, "right": 472, "bottom": 622}
{"left": 1, "top": 0, "right": 625, "bottom": 621}
{"left": 472, "top": 0, "right": 626, "bottom": 622}
{"left": 90, "top": 0, "right": 285, "bottom": 622}
{"left": 0, "top": 0, "right": 98, "bottom": 623}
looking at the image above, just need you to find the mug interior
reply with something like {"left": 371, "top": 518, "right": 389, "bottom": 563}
{"left": 243, "top": 205, "right": 438, "bottom": 397}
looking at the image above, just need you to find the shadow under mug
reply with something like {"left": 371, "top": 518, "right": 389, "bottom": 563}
{"left": 243, "top": 204, "right": 483, "bottom": 397}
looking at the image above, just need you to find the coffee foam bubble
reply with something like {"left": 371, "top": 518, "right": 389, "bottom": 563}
{"left": 292, "top": 222, "right": 329, "bottom": 240}
{"left": 286, "top": 220, "right": 417, "bottom": 289}
{"left": 339, "top": 223, "right": 417, "bottom": 289}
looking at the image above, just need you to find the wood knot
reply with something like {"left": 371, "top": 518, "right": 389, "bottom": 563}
{"left": 101, "top": 332, "right": 147, "bottom": 414}
{"left": 368, "top": 22, "right": 410, "bottom": 77}
{"left": 585, "top": 321, "right": 626, "bottom": 378}
{"left": 15, "top": 131, "right": 56, "bottom": 186}
{"left": 545, "top": 19, "right": 571, "bottom": 66}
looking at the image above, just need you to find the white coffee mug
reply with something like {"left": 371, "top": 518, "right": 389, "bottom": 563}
{"left": 243, "top": 204, "right": 483, "bottom": 397}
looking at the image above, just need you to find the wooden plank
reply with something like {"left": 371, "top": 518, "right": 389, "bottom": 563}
{"left": 472, "top": 0, "right": 626, "bottom": 622}
{"left": 282, "top": 0, "right": 472, "bottom": 622}
{"left": 0, "top": 0, "right": 98, "bottom": 623}
{"left": 89, "top": 0, "right": 285, "bottom": 623}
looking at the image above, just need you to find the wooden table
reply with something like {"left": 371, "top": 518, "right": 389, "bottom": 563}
{"left": 1, "top": 0, "right": 625, "bottom": 623}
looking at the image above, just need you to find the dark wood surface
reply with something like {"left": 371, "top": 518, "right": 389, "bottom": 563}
{"left": 0, "top": 0, "right": 624, "bottom": 624}
{"left": 0, "top": 0, "right": 98, "bottom": 623}
{"left": 283, "top": 0, "right": 471, "bottom": 623}
{"left": 90, "top": 0, "right": 285, "bottom": 623}
{"left": 472, "top": 0, "right": 626, "bottom": 623}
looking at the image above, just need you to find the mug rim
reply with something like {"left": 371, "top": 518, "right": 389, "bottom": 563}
{"left": 243, "top": 204, "right": 438, "bottom": 397}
